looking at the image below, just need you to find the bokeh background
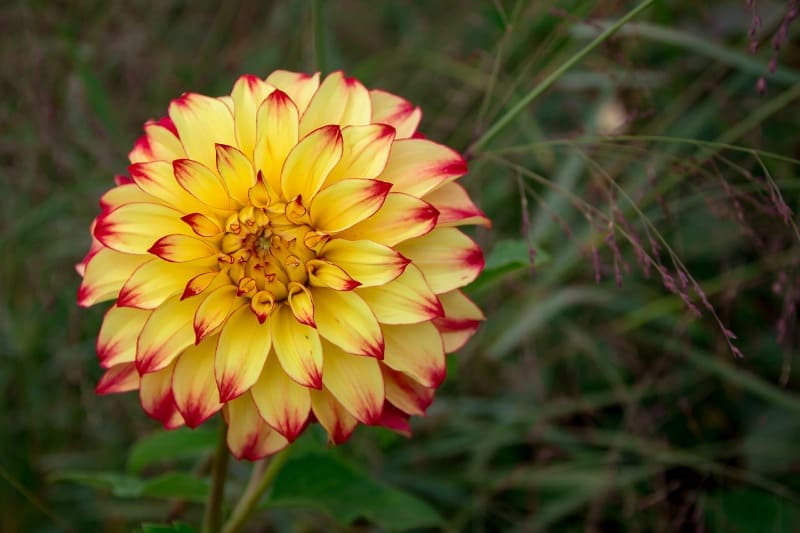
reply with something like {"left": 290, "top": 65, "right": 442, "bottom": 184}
{"left": 2, "top": 0, "right": 800, "bottom": 531}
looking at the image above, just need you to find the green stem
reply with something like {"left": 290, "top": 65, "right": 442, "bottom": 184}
{"left": 222, "top": 449, "right": 291, "bottom": 533}
{"left": 203, "top": 422, "right": 230, "bottom": 533}
{"left": 467, "top": 0, "right": 655, "bottom": 156}
{"left": 312, "top": 0, "right": 327, "bottom": 73}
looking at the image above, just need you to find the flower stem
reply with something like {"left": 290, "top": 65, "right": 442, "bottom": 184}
{"left": 222, "top": 449, "right": 291, "bottom": 533}
{"left": 467, "top": 0, "right": 655, "bottom": 156}
{"left": 203, "top": 422, "right": 230, "bottom": 533}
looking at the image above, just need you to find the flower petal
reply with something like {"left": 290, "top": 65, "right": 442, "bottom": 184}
{"left": 78, "top": 248, "right": 150, "bottom": 307}
{"left": 280, "top": 125, "right": 343, "bottom": 203}
{"left": 306, "top": 260, "right": 360, "bottom": 292}
{"left": 254, "top": 90, "right": 299, "bottom": 193}
{"left": 369, "top": 89, "right": 421, "bottom": 139}
{"left": 320, "top": 239, "right": 409, "bottom": 287}
{"left": 97, "top": 305, "right": 151, "bottom": 368}
{"left": 94, "top": 202, "right": 191, "bottom": 255}
{"left": 140, "top": 361, "right": 185, "bottom": 429}
{"left": 337, "top": 193, "right": 438, "bottom": 246}
{"left": 225, "top": 393, "right": 288, "bottom": 460}
{"left": 215, "top": 144, "right": 257, "bottom": 206}
{"left": 433, "top": 289, "right": 485, "bottom": 352}
{"left": 309, "top": 387, "right": 358, "bottom": 444}
{"left": 287, "top": 282, "right": 317, "bottom": 326}
{"left": 173, "top": 159, "right": 232, "bottom": 211}
{"left": 129, "top": 117, "right": 185, "bottom": 164}
{"left": 382, "top": 322, "right": 445, "bottom": 388}
{"left": 309, "top": 179, "right": 392, "bottom": 233}
{"left": 321, "top": 340, "right": 384, "bottom": 424}
{"left": 424, "top": 182, "right": 491, "bottom": 227}
{"left": 230, "top": 74, "right": 275, "bottom": 159}
{"left": 324, "top": 124, "right": 396, "bottom": 185}
{"left": 313, "top": 288, "right": 383, "bottom": 358}
{"left": 193, "top": 285, "right": 241, "bottom": 344}
{"left": 265, "top": 70, "right": 320, "bottom": 114}
{"left": 356, "top": 264, "right": 443, "bottom": 324}
{"left": 382, "top": 366, "right": 434, "bottom": 416}
{"left": 299, "top": 71, "right": 371, "bottom": 136}
{"left": 136, "top": 293, "right": 206, "bottom": 374}
{"left": 215, "top": 305, "right": 271, "bottom": 402}
{"left": 377, "top": 138, "right": 467, "bottom": 197}
{"left": 148, "top": 234, "right": 219, "bottom": 263}
{"left": 96, "top": 362, "right": 140, "bottom": 395}
{"left": 129, "top": 161, "right": 207, "bottom": 213}
{"left": 270, "top": 304, "right": 323, "bottom": 388}
{"left": 118, "top": 259, "right": 211, "bottom": 309}
{"left": 397, "top": 228, "right": 484, "bottom": 294}
{"left": 172, "top": 339, "right": 223, "bottom": 428}
{"left": 251, "top": 356, "right": 311, "bottom": 441}
{"left": 100, "top": 183, "right": 159, "bottom": 211}
{"left": 375, "top": 403, "right": 412, "bottom": 437}
{"left": 169, "top": 93, "right": 237, "bottom": 170}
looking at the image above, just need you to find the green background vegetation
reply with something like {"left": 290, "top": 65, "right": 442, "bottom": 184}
{"left": 2, "top": 0, "right": 800, "bottom": 531}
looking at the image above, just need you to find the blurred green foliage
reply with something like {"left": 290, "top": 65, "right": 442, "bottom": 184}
{"left": 1, "top": 0, "right": 799, "bottom": 531}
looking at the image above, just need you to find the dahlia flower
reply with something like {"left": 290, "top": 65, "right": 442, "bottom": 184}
{"left": 77, "top": 70, "right": 488, "bottom": 460}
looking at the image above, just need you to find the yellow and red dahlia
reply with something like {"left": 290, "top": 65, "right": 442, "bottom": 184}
{"left": 77, "top": 70, "right": 488, "bottom": 460}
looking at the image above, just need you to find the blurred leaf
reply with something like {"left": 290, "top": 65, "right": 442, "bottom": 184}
{"left": 138, "top": 522, "right": 196, "bottom": 533}
{"left": 53, "top": 471, "right": 207, "bottom": 503}
{"left": 470, "top": 239, "right": 549, "bottom": 291}
{"left": 127, "top": 427, "right": 217, "bottom": 474}
{"left": 266, "top": 453, "right": 442, "bottom": 530}
{"left": 706, "top": 489, "right": 800, "bottom": 533}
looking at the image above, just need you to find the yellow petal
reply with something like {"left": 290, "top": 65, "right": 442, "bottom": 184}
{"left": 181, "top": 212, "right": 222, "bottom": 237}
{"left": 369, "top": 89, "right": 421, "bottom": 139}
{"left": 310, "top": 387, "right": 358, "bottom": 444}
{"left": 299, "top": 70, "right": 371, "bottom": 136}
{"left": 173, "top": 159, "right": 232, "bottom": 210}
{"left": 97, "top": 305, "right": 151, "bottom": 368}
{"left": 148, "top": 234, "right": 218, "bottom": 263}
{"left": 140, "top": 361, "right": 184, "bottom": 429}
{"left": 172, "top": 338, "right": 223, "bottom": 428}
{"left": 193, "top": 285, "right": 241, "bottom": 343}
{"left": 225, "top": 393, "right": 288, "bottom": 460}
{"left": 324, "top": 124, "right": 396, "bottom": 186}
{"left": 96, "top": 362, "right": 140, "bottom": 395}
{"left": 265, "top": 70, "right": 320, "bottom": 114}
{"left": 270, "top": 304, "right": 323, "bottom": 388}
{"left": 215, "top": 305, "right": 271, "bottom": 402}
{"left": 215, "top": 144, "right": 257, "bottom": 206}
{"left": 382, "top": 322, "right": 445, "bottom": 388}
{"left": 100, "top": 183, "right": 160, "bottom": 212}
{"left": 254, "top": 90, "right": 299, "bottom": 193}
{"left": 423, "top": 182, "right": 491, "bottom": 227}
{"left": 129, "top": 161, "right": 207, "bottom": 213}
{"left": 309, "top": 179, "right": 392, "bottom": 233}
{"left": 321, "top": 340, "right": 384, "bottom": 424}
{"left": 94, "top": 202, "right": 191, "bottom": 255}
{"left": 136, "top": 293, "right": 206, "bottom": 374}
{"left": 356, "top": 264, "right": 443, "bottom": 324}
{"left": 313, "top": 287, "right": 383, "bottom": 358}
{"left": 129, "top": 117, "right": 185, "bottom": 163}
{"left": 169, "top": 93, "right": 237, "bottom": 170}
{"left": 378, "top": 138, "right": 467, "bottom": 197}
{"left": 337, "top": 193, "right": 438, "bottom": 246}
{"left": 78, "top": 248, "right": 150, "bottom": 307}
{"left": 433, "top": 289, "right": 485, "bottom": 352}
{"left": 306, "top": 259, "right": 360, "bottom": 292}
{"left": 320, "top": 238, "right": 409, "bottom": 287}
{"left": 397, "top": 228, "right": 484, "bottom": 294}
{"left": 230, "top": 74, "right": 275, "bottom": 159}
{"left": 280, "top": 125, "right": 343, "bottom": 203}
{"left": 382, "top": 366, "right": 434, "bottom": 416}
{"left": 287, "top": 282, "right": 316, "bottom": 327}
{"left": 251, "top": 356, "right": 311, "bottom": 441}
{"left": 118, "top": 259, "right": 211, "bottom": 309}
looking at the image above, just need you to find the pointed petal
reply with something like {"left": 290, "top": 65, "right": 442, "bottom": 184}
{"left": 378, "top": 138, "right": 467, "bottom": 196}
{"left": 382, "top": 366, "right": 434, "bottom": 416}
{"left": 433, "top": 289, "right": 485, "bottom": 352}
{"left": 96, "top": 362, "right": 140, "bottom": 395}
{"left": 181, "top": 212, "right": 222, "bottom": 237}
{"left": 309, "top": 179, "right": 392, "bottom": 233}
{"left": 129, "top": 161, "right": 207, "bottom": 213}
{"left": 215, "top": 144, "right": 257, "bottom": 206}
{"left": 306, "top": 260, "right": 359, "bottom": 292}
{"left": 287, "top": 282, "right": 316, "bottom": 326}
{"left": 225, "top": 393, "right": 289, "bottom": 460}
{"left": 313, "top": 288, "right": 383, "bottom": 358}
{"left": 136, "top": 293, "right": 206, "bottom": 374}
{"left": 183, "top": 271, "right": 222, "bottom": 300}
{"left": 254, "top": 90, "right": 299, "bottom": 192}
{"left": 369, "top": 89, "right": 421, "bottom": 139}
{"left": 280, "top": 125, "right": 343, "bottom": 203}
{"left": 94, "top": 202, "right": 191, "bottom": 255}
{"left": 324, "top": 124, "right": 396, "bottom": 185}
{"left": 140, "top": 361, "right": 185, "bottom": 429}
{"left": 251, "top": 356, "right": 311, "bottom": 441}
{"left": 129, "top": 116, "right": 185, "bottom": 163}
{"left": 193, "top": 285, "right": 241, "bottom": 343}
{"left": 424, "top": 182, "right": 491, "bottom": 227}
{"left": 265, "top": 70, "right": 320, "bottom": 114}
{"left": 338, "top": 193, "right": 438, "bottom": 246}
{"left": 397, "top": 228, "right": 483, "bottom": 294}
{"left": 169, "top": 93, "right": 237, "bottom": 170}
{"left": 100, "top": 183, "right": 159, "bottom": 211}
{"left": 321, "top": 340, "right": 384, "bottom": 424}
{"left": 320, "top": 238, "right": 409, "bottom": 287}
{"left": 148, "top": 234, "right": 218, "bottom": 263}
{"left": 172, "top": 159, "right": 232, "bottom": 210}
{"left": 78, "top": 248, "right": 150, "bottom": 307}
{"left": 215, "top": 305, "right": 271, "bottom": 402}
{"left": 118, "top": 259, "right": 211, "bottom": 309}
{"left": 270, "top": 304, "right": 323, "bottom": 388}
{"left": 382, "top": 322, "right": 445, "bottom": 388}
{"left": 97, "top": 305, "right": 151, "bottom": 368}
{"left": 299, "top": 71, "right": 371, "bottom": 136}
{"left": 172, "top": 339, "right": 223, "bottom": 428}
{"left": 356, "top": 264, "right": 443, "bottom": 324}
{"left": 375, "top": 403, "right": 412, "bottom": 437}
{"left": 230, "top": 74, "right": 275, "bottom": 159}
{"left": 310, "top": 387, "right": 358, "bottom": 444}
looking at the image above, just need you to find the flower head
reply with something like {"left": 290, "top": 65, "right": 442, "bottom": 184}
{"left": 78, "top": 70, "right": 488, "bottom": 459}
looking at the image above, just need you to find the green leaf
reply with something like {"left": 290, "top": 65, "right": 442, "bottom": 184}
{"left": 127, "top": 427, "right": 218, "bottom": 474}
{"left": 267, "top": 453, "right": 442, "bottom": 531}
{"left": 138, "top": 522, "right": 196, "bottom": 533}
{"left": 53, "top": 470, "right": 208, "bottom": 503}
{"left": 706, "top": 489, "right": 800, "bottom": 533}
{"left": 470, "top": 239, "right": 549, "bottom": 291}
